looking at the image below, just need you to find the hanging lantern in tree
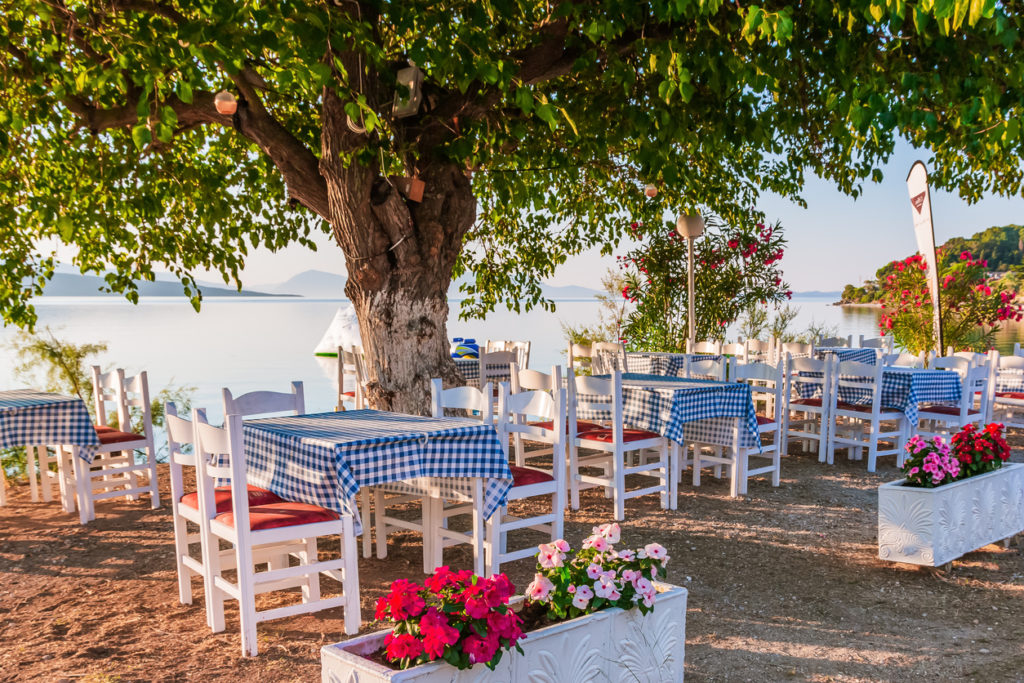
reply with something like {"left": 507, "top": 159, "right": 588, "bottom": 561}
{"left": 214, "top": 90, "right": 237, "bottom": 115}
{"left": 644, "top": 183, "right": 658, "bottom": 198}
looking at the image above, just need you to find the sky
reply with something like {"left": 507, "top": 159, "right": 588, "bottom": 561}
{"left": 224, "top": 140, "right": 1024, "bottom": 294}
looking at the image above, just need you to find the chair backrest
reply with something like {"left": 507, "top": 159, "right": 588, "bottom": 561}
{"left": 337, "top": 345, "right": 366, "bottom": 409}
{"left": 882, "top": 352, "right": 926, "bottom": 368}
{"left": 721, "top": 342, "right": 747, "bottom": 359}
{"left": 818, "top": 335, "right": 851, "bottom": 347}
{"left": 960, "top": 362, "right": 993, "bottom": 420}
{"left": 591, "top": 342, "right": 626, "bottom": 374}
{"left": 730, "top": 359, "right": 784, "bottom": 422}
{"left": 193, "top": 410, "right": 249, "bottom": 533}
{"left": 998, "top": 353, "right": 1024, "bottom": 371}
{"left": 510, "top": 364, "right": 562, "bottom": 394}
{"left": 686, "top": 357, "right": 726, "bottom": 380}
{"left": 787, "top": 353, "right": 834, "bottom": 403}
{"left": 568, "top": 370, "right": 623, "bottom": 440}
{"left": 746, "top": 339, "right": 771, "bottom": 353}
{"left": 479, "top": 350, "right": 516, "bottom": 383}
{"left": 834, "top": 359, "right": 885, "bottom": 413}
{"left": 165, "top": 401, "right": 200, "bottom": 506}
{"left": 223, "top": 381, "right": 304, "bottom": 418}
{"left": 91, "top": 366, "right": 153, "bottom": 438}
{"left": 497, "top": 385, "right": 565, "bottom": 476}
{"left": 688, "top": 340, "right": 721, "bottom": 354}
{"left": 859, "top": 336, "right": 885, "bottom": 349}
{"left": 929, "top": 355, "right": 971, "bottom": 377}
{"left": 430, "top": 379, "right": 493, "bottom": 423}
{"left": 781, "top": 341, "right": 814, "bottom": 358}
{"left": 948, "top": 350, "right": 987, "bottom": 367}
{"left": 567, "top": 342, "right": 593, "bottom": 373}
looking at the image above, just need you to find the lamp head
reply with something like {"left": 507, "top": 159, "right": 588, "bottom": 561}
{"left": 675, "top": 214, "right": 705, "bottom": 239}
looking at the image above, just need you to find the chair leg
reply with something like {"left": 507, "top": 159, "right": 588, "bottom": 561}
{"left": 612, "top": 449, "right": 626, "bottom": 521}
{"left": 341, "top": 514, "right": 362, "bottom": 636}
{"left": 659, "top": 443, "right": 670, "bottom": 510}
{"left": 147, "top": 447, "right": 160, "bottom": 509}
{"left": 669, "top": 443, "right": 679, "bottom": 510}
{"left": 485, "top": 510, "right": 501, "bottom": 578}
{"left": 422, "top": 498, "right": 435, "bottom": 575}
{"left": 513, "top": 433, "right": 524, "bottom": 467}
{"left": 772, "top": 443, "right": 781, "bottom": 487}
{"left": 569, "top": 443, "right": 581, "bottom": 510}
{"left": 301, "top": 537, "right": 321, "bottom": 603}
{"left": 203, "top": 525, "right": 226, "bottom": 634}
{"left": 236, "top": 560, "right": 259, "bottom": 657}
{"left": 359, "top": 488, "right": 372, "bottom": 559}
{"left": 373, "top": 489, "right": 388, "bottom": 559}
{"left": 172, "top": 511, "right": 194, "bottom": 605}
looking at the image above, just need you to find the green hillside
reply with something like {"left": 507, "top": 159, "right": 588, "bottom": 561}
{"left": 840, "top": 224, "right": 1024, "bottom": 303}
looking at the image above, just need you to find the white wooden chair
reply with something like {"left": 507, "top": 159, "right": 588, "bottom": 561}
{"left": 478, "top": 350, "right": 516, "bottom": 391}
{"left": 692, "top": 359, "right": 784, "bottom": 496}
{"left": 721, "top": 342, "right": 747, "bottom": 361}
{"left": 51, "top": 367, "right": 160, "bottom": 522}
{"left": 567, "top": 342, "right": 594, "bottom": 375}
{"left": 825, "top": 360, "right": 908, "bottom": 472}
{"left": 686, "top": 357, "right": 727, "bottom": 381}
{"left": 819, "top": 335, "right": 852, "bottom": 347}
{"left": 987, "top": 352, "right": 1024, "bottom": 428}
{"left": 488, "top": 384, "right": 567, "bottom": 576}
{"left": 882, "top": 352, "right": 926, "bottom": 368}
{"left": 687, "top": 340, "right": 722, "bottom": 354}
{"left": 509, "top": 364, "right": 588, "bottom": 466}
{"left": 918, "top": 360, "right": 993, "bottom": 439}
{"left": 1015, "top": 342, "right": 1024, "bottom": 358}
{"left": 745, "top": 339, "right": 773, "bottom": 362}
{"left": 567, "top": 371, "right": 675, "bottom": 520}
{"left": 859, "top": 335, "right": 893, "bottom": 352}
{"left": 165, "top": 403, "right": 303, "bottom": 620}
{"left": 785, "top": 354, "right": 835, "bottom": 457}
{"left": 194, "top": 411, "right": 360, "bottom": 656}
{"left": 946, "top": 350, "right": 987, "bottom": 368}
{"left": 222, "top": 381, "right": 304, "bottom": 418}
{"left": 486, "top": 340, "right": 531, "bottom": 369}
{"left": 372, "top": 380, "right": 492, "bottom": 576}
{"left": 781, "top": 341, "right": 814, "bottom": 359}
{"left": 336, "top": 346, "right": 366, "bottom": 410}
{"left": 592, "top": 341, "right": 627, "bottom": 374}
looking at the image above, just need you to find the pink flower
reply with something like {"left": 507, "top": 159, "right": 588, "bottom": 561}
{"left": 635, "top": 577, "right": 654, "bottom": 594}
{"left": 593, "top": 522, "right": 621, "bottom": 544}
{"left": 582, "top": 535, "right": 609, "bottom": 552}
{"left": 621, "top": 569, "right": 638, "bottom": 583}
{"left": 644, "top": 543, "right": 668, "bottom": 562}
{"left": 617, "top": 549, "right": 635, "bottom": 561}
{"left": 463, "top": 633, "right": 499, "bottom": 665}
{"left": 594, "top": 575, "right": 620, "bottom": 599}
{"left": 553, "top": 539, "right": 570, "bottom": 553}
{"left": 537, "top": 543, "right": 564, "bottom": 569}
{"left": 572, "top": 584, "right": 594, "bottom": 609}
{"left": 586, "top": 563, "right": 603, "bottom": 580}
{"left": 385, "top": 632, "right": 424, "bottom": 662}
{"left": 525, "top": 573, "right": 554, "bottom": 602}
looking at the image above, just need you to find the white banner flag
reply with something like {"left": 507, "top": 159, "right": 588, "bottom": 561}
{"left": 906, "top": 161, "right": 943, "bottom": 354}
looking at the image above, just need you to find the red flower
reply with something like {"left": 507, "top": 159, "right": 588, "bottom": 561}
{"left": 728, "top": 239, "right": 739, "bottom": 249}
{"left": 385, "top": 633, "right": 424, "bottom": 662}
{"left": 463, "top": 633, "right": 500, "bottom": 665}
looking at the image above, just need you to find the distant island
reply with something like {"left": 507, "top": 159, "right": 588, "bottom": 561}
{"left": 837, "top": 224, "right": 1024, "bottom": 304}
{"left": 40, "top": 266, "right": 603, "bottom": 301}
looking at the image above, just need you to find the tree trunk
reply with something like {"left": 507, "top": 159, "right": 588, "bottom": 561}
{"left": 320, "top": 90, "right": 474, "bottom": 414}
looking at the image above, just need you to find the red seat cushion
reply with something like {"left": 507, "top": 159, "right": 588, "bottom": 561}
{"left": 528, "top": 419, "right": 602, "bottom": 434}
{"left": 509, "top": 465, "right": 555, "bottom": 487}
{"left": 179, "top": 485, "right": 285, "bottom": 513}
{"left": 577, "top": 427, "right": 662, "bottom": 443}
{"left": 755, "top": 415, "right": 776, "bottom": 426}
{"left": 341, "top": 391, "right": 357, "bottom": 398}
{"left": 836, "top": 401, "right": 873, "bottom": 413}
{"left": 996, "top": 391, "right": 1024, "bottom": 400}
{"left": 790, "top": 398, "right": 823, "bottom": 407}
{"left": 919, "top": 404, "right": 979, "bottom": 416}
{"left": 94, "top": 426, "right": 144, "bottom": 444}
{"left": 216, "top": 502, "right": 340, "bottom": 531}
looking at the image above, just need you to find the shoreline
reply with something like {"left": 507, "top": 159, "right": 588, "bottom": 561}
{"left": 834, "top": 301, "right": 882, "bottom": 307}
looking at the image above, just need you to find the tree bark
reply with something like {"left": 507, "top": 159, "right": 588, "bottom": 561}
{"left": 320, "top": 89, "right": 474, "bottom": 414}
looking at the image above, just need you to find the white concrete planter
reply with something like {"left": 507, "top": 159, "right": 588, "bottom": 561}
{"left": 878, "top": 462, "right": 1024, "bottom": 567}
{"left": 322, "top": 583, "right": 687, "bottom": 682}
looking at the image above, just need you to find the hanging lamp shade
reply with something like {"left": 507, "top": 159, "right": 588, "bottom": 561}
{"left": 675, "top": 214, "right": 705, "bottom": 239}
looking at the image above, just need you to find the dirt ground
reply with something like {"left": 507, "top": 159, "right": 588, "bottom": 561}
{"left": 1, "top": 439, "right": 1023, "bottom": 682}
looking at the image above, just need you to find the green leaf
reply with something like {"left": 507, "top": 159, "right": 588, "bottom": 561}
{"left": 57, "top": 216, "right": 74, "bottom": 241}
{"left": 131, "top": 124, "right": 151, "bottom": 150}
{"left": 177, "top": 80, "right": 193, "bottom": 104}
{"left": 559, "top": 107, "right": 578, "bottom": 136}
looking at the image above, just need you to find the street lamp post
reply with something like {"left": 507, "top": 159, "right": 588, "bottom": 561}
{"left": 676, "top": 214, "right": 705, "bottom": 352}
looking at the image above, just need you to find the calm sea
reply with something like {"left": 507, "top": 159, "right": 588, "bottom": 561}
{"left": 1, "top": 294, "right": 1019, "bottom": 421}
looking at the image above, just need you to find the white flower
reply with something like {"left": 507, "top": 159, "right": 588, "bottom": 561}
{"left": 586, "top": 563, "right": 603, "bottom": 580}
{"left": 644, "top": 543, "right": 667, "bottom": 561}
{"left": 595, "top": 522, "right": 621, "bottom": 544}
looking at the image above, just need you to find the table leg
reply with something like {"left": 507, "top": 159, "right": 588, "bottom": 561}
{"left": 27, "top": 446, "right": 40, "bottom": 502}
{"left": 422, "top": 495, "right": 435, "bottom": 575}
{"left": 341, "top": 513, "right": 361, "bottom": 636}
{"left": 731, "top": 418, "right": 743, "bottom": 498}
{"left": 70, "top": 447, "right": 93, "bottom": 524}
{"left": 471, "top": 479, "right": 485, "bottom": 577}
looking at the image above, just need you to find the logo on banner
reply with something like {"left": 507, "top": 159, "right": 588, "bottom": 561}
{"left": 911, "top": 192, "right": 926, "bottom": 214}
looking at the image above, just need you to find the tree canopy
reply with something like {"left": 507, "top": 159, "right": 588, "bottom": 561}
{"left": 3, "top": 0, "right": 1024, "bottom": 329}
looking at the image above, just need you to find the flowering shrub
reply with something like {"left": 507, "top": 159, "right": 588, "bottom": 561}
{"left": 902, "top": 423, "right": 1012, "bottom": 487}
{"left": 374, "top": 567, "right": 523, "bottom": 670}
{"left": 950, "top": 422, "right": 1011, "bottom": 478}
{"left": 524, "top": 523, "right": 669, "bottom": 620}
{"left": 877, "top": 250, "right": 1023, "bottom": 353}
{"left": 618, "top": 213, "right": 790, "bottom": 350}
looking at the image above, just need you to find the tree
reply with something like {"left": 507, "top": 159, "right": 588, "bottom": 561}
{"left": 4, "top": 2, "right": 1024, "bottom": 411}
{"left": 619, "top": 214, "right": 789, "bottom": 350}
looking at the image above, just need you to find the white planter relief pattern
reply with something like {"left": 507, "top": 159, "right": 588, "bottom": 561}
{"left": 878, "top": 463, "right": 1024, "bottom": 567}
{"left": 322, "top": 584, "right": 687, "bottom": 683}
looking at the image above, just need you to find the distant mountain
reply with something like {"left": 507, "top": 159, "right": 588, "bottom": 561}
{"left": 40, "top": 267, "right": 277, "bottom": 297}
{"left": 261, "top": 269, "right": 348, "bottom": 298}
{"left": 446, "top": 273, "right": 599, "bottom": 300}
{"left": 793, "top": 290, "right": 841, "bottom": 297}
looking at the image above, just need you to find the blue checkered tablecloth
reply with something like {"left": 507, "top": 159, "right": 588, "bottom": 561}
{"left": 578, "top": 374, "right": 761, "bottom": 449}
{"left": 796, "top": 367, "right": 961, "bottom": 426}
{"left": 624, "top": 353, "right": 719, "bottom": 377}
{"left": 994, "top": 369, "right": 1024, "bottom": 394}
{"left": 242, "top": 410, "right": 512, "bottom": 526}
{"left": 0, "top": 390, "right": 98, "bottom": 462}
{"left": 815, "top": 347, "right": 879, "bottom": 364}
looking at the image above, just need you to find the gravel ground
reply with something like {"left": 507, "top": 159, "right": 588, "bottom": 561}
{"left": 0, "top": 438, "right": 1022, "bottom": 682}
